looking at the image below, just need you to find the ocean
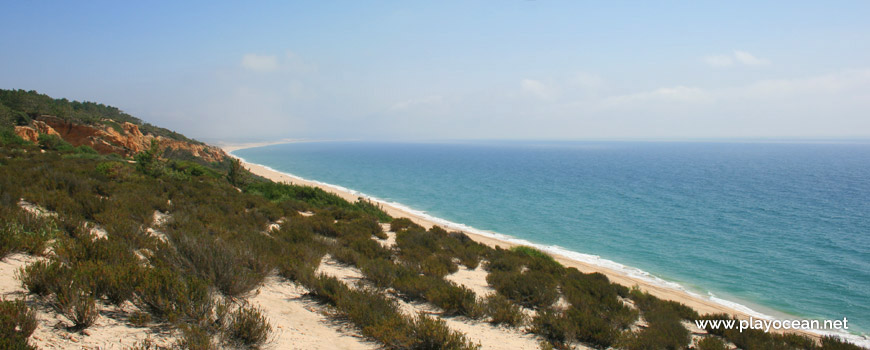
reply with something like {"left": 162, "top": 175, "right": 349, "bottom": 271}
{"left": 233, "top": 140, "right": 870, "bottom": 342}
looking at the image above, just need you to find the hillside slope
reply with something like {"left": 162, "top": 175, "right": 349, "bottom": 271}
{"left": 0, "top": 89, "right": 225, "bottom": 163}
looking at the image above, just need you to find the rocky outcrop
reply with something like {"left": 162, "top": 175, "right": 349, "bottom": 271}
{"left": 13, "top": 115, "right": 226, "bottom": 162}
{"left": 14, "top": 126, "right": 38, "bottom": 142}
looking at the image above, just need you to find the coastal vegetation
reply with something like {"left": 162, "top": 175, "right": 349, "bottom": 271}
{"left": 0, "top": 91, "right": 863, "bottom": 349}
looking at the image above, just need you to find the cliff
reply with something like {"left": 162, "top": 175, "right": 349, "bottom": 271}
{"left": 14, "top": 115, "right": 226, "bottom": 163}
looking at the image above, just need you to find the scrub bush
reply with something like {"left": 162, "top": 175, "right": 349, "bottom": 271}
{"left": 0, "top": 298, "right": 37, "bottom": 350}
{"left": 483, "top": 294, "right": 526, "bottom": 327}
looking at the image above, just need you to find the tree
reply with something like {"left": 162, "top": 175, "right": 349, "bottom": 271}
{"left": 227, "top": 158, "right": 247, "bottom": 188}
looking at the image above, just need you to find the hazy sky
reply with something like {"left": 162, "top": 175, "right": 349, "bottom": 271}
{"left": 2, "top": 1, "right": 869, "bottom": 141}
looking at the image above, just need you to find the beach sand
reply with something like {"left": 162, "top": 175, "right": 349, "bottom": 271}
{"left": 223, "top": 142, "right": 825, "bottom": 341}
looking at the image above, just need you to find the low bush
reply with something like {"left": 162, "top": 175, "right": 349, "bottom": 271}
{"left": 38, "top": 133, "right": 75, "bottom": 152}
{"left": 510, "top": 246, "right": 553, "bottom": 263}
{"left": 389, "top": 217, "right": 420, "bottom": 232}
{"left": 424, "top": 283, "right": 484, "bottom": 319}
{"left": 487, "top": 270, "right": 559, "bottom": 309}
{"left": 134, "top": 268, "right": 213, "bottom": 324}
{"left": 0, "top": 126, "right": 30, "bottom": 147}
{"left": 18, "top": 260, "right": 66, "bottom": 296}
{"left": 531, "top": 309, "right": 575, "bottom": 350}
{"left": 352, "top": 198, "right": 392, "bottom": 223}
{"left": 52, "top": 281, "right": 99, "bottom": 330}
{"left": 174, "top": 236, "right": 268, "bottom": 298}
{"left": 222, "top": 303, "right": 272, "bottom": 349}
{"left": 0, "top": 298, "right": 37, "bottom": 350}
{"left": 565, "top": 307, "right": 621, "bottom": 348}
{"left": 695, "top": 336, "right": 727, "bottom": 350}
{"left": 820, "top": 336, "right": 865, "bottom": 350}
{"left": 603, "top": 288, "right": 694, "bottom": 349}
{"left": 176, "top": 324, "right": 217, "bottom": 350}
{"left": 360, "top": 258, "right": 402, "bottom": 289}
{"left": 410, "top": 312, "right": 480, "bottom": 350}
{"left": 0, "top": 207, "right": 58, "bottom": 257}
{"left": 304, "top": 275, "right": 480, "bottom": 350}
{"left": 129, "top": 310, "right": 152, "bottom": 327}
{"left": 483, "top": 294, "right": 526, "bottom": 327}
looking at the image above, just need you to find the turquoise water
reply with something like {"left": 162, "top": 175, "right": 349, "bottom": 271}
{"left": 234, "top": 141, "right": 870, "bottom": 340}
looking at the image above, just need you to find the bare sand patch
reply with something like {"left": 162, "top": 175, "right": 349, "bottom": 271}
{"left": 444, "top": 263, "right": 495, "bottom": 298}
{"left": 315, "top": 255, "right": 365, "bottom": 287}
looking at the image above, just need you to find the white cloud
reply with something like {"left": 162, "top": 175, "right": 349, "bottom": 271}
{"left": 733, "top": 68, "right": 870, "bottom": 99}
{"left": 704, "top": 50, "right": 770, "bottom": 67}
{"left": 603, "top": 86, "right": 711, "bottom": 107}
{"left": 704, "top": 55, "right": 734, "bottom": 67}
{"left": 734, "top": 50, "right": 770, "bottom": 66}
{"left": 521, "top": 79, "right": 558, "bottom": 99}
{"left": 241, "top": 53, "right": 279, "bottom": 72}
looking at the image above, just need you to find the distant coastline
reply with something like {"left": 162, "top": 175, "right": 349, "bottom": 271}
{"left": 221, "top": 141, "right": 867, "bottom": 345}
{"left": 215, "top": 139, "right": 302, "bottom": 153}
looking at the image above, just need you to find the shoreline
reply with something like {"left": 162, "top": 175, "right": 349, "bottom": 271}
{"left": 222, "top": 143, "right": 864, "bottom": 345}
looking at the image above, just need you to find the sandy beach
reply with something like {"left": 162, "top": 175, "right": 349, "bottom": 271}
{"left": 221, "top": 142, "right": 818, "bottom": 338}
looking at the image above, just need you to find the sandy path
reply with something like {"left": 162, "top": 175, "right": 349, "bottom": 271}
{"left": 249, "top": 276, "right": 378, "bottom": 350}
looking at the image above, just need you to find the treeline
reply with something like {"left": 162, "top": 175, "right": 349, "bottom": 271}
{"left": 0, "top": 89, "right": 197, "bottom": 143}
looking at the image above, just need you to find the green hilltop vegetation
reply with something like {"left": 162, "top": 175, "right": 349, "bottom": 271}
{"left": 0, "top": 89, "right": 198, "bottom": 144}
{"left": 0, "top": 91, "right": 863, "bottom": 349}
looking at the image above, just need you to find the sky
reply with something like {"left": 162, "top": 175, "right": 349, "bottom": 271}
{"left": 1, "top": 1, "right": 869, "bottom": 141}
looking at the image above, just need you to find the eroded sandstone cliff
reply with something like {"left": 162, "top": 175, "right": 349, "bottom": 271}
{"left": 14, "top": 115, "right": 225, "bottom": 163}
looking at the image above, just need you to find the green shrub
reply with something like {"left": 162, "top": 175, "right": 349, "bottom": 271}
{"left": 531, "top": 309, "right": 575, "bottom": 350}
{"left": 52, "top": 281, "right": 99, "bottom": 330}
{"left": 134, "top": 268, "right": 213, "bottom": 324}
{"left": 425, "top": 283, "right": 484, "bottom": 318}
{"left": 174, "top": 236, "right": 268, "bottom": 298}
{"left": 617, "top": 308, "right": 689, "bottom": 350}
{"left": 487, "top": 270, "right": 559, "bottom": 309}
{"left": 222, "top": 304, "right": 272, "bottom": 349}
{"left": 360, "top": 258, "right": 402, "bottom": 289}
{"left": 410, "top": 312, "right": 480, "bottom": 350}
{"left": 0, "top": 298, "right": 37, "bottom": 350}
{"left": 389, "top": 217, "right": 419, "bottom": 232}
{"left": 420, "top": 254, "right": 459, "bottom": 277}
{"left": 352, "top": 198, "right": 392, "bottom": 223}
{"left": 483, "top": 294, "right": 526, "bottom": 327}
{"left": 0, "top": 127, "right": 30, "bottom": 147}
{"left": 38, "top": 133, "right": 75, "bottom": 152}
{"left": 820, "top": 335, "right": 864, "bottom": 350}
{"left": 18, "top": 260, "right": 65, "bottom": 296}
{"left": 0, "top": 207, "right": 59, "bottom": 257}
{"left": 96, "top": 161, "right": 127, "bottom": 179}
{"left": 129, "top": 310, "right": 152, "bottom": 327}
{"left": 510, "top": 246, "right": 553, "bottom": 263}
{"left": 75, "top": 145, "right": 98, "bottom": 154}
{"left": 176, "top": 324, "right": 217, "bottom": 350}
{"left": 565, "top": 307, "right": 620, "bottom": 348}
{"left": 695, "top": 336, "right": 727, "bottom": 350}
{"left": 101, "top": 263, "right": 141, "bottom": 306}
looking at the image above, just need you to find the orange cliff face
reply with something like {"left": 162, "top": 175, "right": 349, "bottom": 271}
{"left": 13, "top": 115, "right": 226, "bottom": 163}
